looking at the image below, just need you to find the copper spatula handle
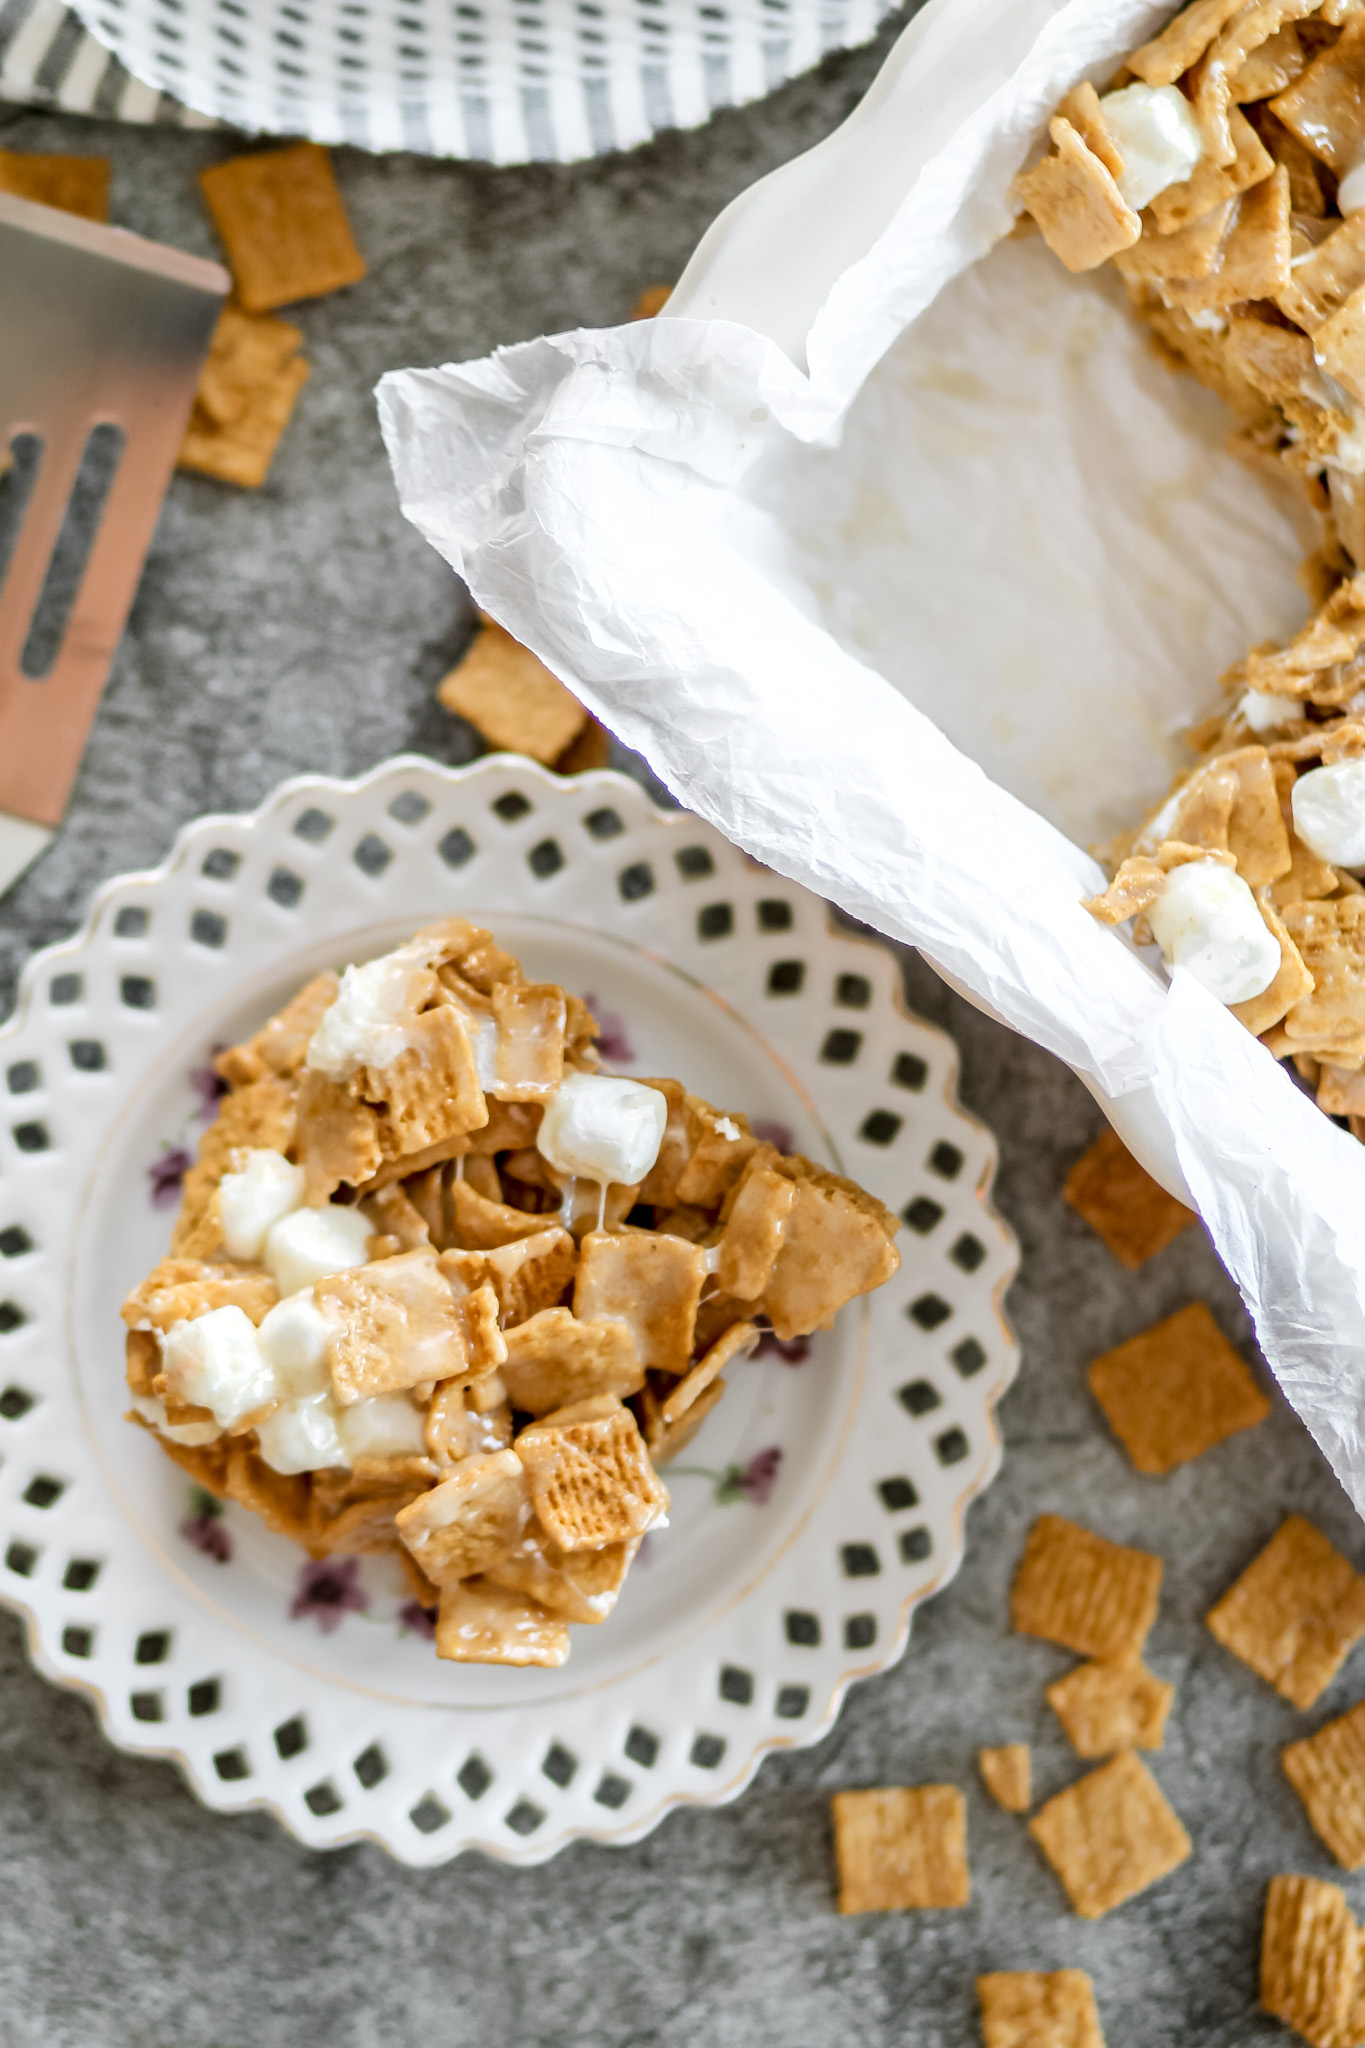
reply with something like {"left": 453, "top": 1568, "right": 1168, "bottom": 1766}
{"left": 0, "top": 193, "right": 228, "bottom": 829}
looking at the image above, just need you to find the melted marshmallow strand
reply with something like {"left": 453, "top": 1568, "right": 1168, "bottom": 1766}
{"left": 536, "top": 1070, "right": 667, "bottom": 1186}
{"left": 1099, "top": 83, "right": 1201, "bottom": 211}
{"left": 1292, "top": 761, "right": 1365, "bottom": 868}
{"left": 1148, "top": 862, "right": 1281, "bottom": 1005}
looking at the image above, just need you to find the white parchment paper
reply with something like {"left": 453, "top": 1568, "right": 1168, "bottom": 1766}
{"left": 378, "top": 0, "right": 1365, "bottom": 1513}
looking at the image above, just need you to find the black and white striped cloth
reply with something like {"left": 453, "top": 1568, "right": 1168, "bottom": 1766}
{"left": 0, "top": 0, "right": 207, "bottom": 126}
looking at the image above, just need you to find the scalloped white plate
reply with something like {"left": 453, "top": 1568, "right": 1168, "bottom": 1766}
{"left": 0, "top": 755, "right": 1017, "bottom": 1864}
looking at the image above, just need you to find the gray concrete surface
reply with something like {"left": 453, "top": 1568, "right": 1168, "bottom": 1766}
{"left": 0, "top": 55, "right": 1360, "bottom": 2048}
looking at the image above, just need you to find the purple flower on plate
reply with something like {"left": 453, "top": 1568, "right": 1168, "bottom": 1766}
{"left": 716, "top": 1446, "right": 783, "bottom": 1507}
{"left": 751, "top": 1118, "right": 794, "bottom": 1155}
{"left": 189, "top": 1054, "right": 228, "bottom": 1123}
{"left": 754, "top": 1329, "right": 811, "bottom": 1367}
{"left": 582, "top": 993, "right": 636, "bottom": 1066}
{"left": 149, "top": 1146, "right": 192, "bottom": 1209}
{"left": 398, "top": 1599, "right": 438, "bottom": 1641}
{"left": 290, "top": 1557, "right": 368, "bottom": 1634}
{"left": 180, "top": 1487, "right": 232, "bottom": 1564}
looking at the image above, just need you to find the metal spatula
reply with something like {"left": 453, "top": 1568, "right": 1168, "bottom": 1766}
{"left": 0, "top": 192, "right": 228, "bottom": 896}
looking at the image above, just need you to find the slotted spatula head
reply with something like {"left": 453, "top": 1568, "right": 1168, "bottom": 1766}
{"left": 0, "top": 192, "right": 228, "bottom": 895}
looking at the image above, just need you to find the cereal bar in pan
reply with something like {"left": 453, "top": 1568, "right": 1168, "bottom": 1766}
{"left": 121, "top": 918, "right": 901, "bottom": 1667}
{"left": 1015, "top": 0, "right": 1365, "bottom": 1137}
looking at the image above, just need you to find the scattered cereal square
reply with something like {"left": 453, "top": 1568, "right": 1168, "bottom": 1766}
{"left": 0, "top": 150, "right": 109, "bottom": 220}
{"left": 831, "top": 1785, "right": 970, "bottom": 1914}
{"left": 198, "top": 142, "right": 366, "bottom": 312}
{"left": 631, "top": 284, "right": 672, "bottom": 319}
{"left": 1088, "top": 1302, "right": 1270, "bottom": 1476}
{"left": 1261, "top": 1873, "right": 1365, "bottom": 2047}
{"left": 1045, "top": 1658, "right": 1174, "bottom": 1758}
{"left": 178, "top": 303, "right": 309, "bottom": 490}
{"left": 1206, "top": 1515, "right": 1365, "bottom": 1710}
{"left": 1063, "top": 1127, "right": 1196, "bottom": 1270}
{"left": 978, "top": 1744, "right": 1032, "bottom": 1813}
{"left": 1011, "top": 1515, "right": 1163, "bottom": 1661}
{"left": 1027, "top": 1751, "right": 1191, "bottom": 1919}
{"left": 977, "top": 1970, "right": 1107, "bottom": 2048}
{"left": 1284, "top": 1699, "right": 1365, "bottom": 1870}
{"left": 437, "top": 617, "right": 588, "bottom": 766}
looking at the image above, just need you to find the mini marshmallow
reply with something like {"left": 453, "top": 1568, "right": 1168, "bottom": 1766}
{"left": 306, "top": 938, "right": 435, "bottom": 1080}
{"left": 255, "top": 1392, "right": 347, "bottom": 1474}
{"left": 218, "top": 1148, "right": 306, "bottom": 1260}
{"left": 337, "top": 1393, "right": 429, "bottom": 1460}
{"left": 1292, "top": 760, "right": 1365, "bottom": 867}
{"left": 130, "top": 1392, "right": 222, "bottom": 1448}
{"left": 160, "top": 1304, "right": 276, "bottom": 1431}
{"left": 1099, "top": 82, "right": 1201, "bottom": 212}
{"left": 256, "top": 1288, "right": 331, "bottom": 1398}
{"left": 536, "top": 1069, "right": 667, "bottom": 1186}
{"left": 1341, "top": 158, "right": 1365, "bottom": 215}
{"left": 265, "top": 1202, "right": 372, "bottom": 1298}
{"left": 1149, "top": 860, "right": 1281, "bottom": 1004}
{"left": 1239, "top": 688, "right": 1300, "bottom": 735}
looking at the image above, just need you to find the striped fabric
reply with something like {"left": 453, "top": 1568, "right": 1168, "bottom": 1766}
{"left": 0, "top": 0, "right": 209, "bottom": 125}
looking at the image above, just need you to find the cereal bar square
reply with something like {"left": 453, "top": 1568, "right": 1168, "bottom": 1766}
{"left": 1088, "top": 1302, "right": 1270, "bottom": 1475}
{"left": 831, "top": 1785, "right": 970, "bottom": 1913}
{"left": 1206, "top": 1515, "right": 1365, "bottom": 1709}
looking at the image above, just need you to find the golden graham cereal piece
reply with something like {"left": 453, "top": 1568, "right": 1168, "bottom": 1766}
{"left": 1272, "top": 11, "right": 1365, "bottom": 171}
{"left": 318, "top": 1255, "right": 505, "bottom": 1404}
{"left": 477, "top": 1229, "right": 578, "bottom": 1328}
{"left": 758, "top": 1157, "right": 900, "bottom": 1341}
{"left": 1087, "top": 1302, "right": 1271, "bottom": 1476}
{"left": 1129, "top": 0, "right": 1249, "bottom": 87}
{"left": 485, "top": 1517, "right": 638, "bottom": 1623}
{"left": 1045, "top": 1659, "right": 1174, "bottom": 1759}
{"left": 1282, "top": 898, "right": 1365, "bottom": 1051}
{"left": 674, "top": 1097, "right": 759, "bottom": 1206}
{"left": 1063, "top": 1128, "right": 1196, "bottom": 1271}
{"left": 573, "top": 1229, "right": 708, "bottom": 1379}
{"left": 121, "top": 1256, "right": 278, "bottom": 1333}
{"left": 831, "top": 1786, "right": 970, "bottom": 1914}
{"left": 491, "top": 982, "right": 567, "bottom": 1103}
{"left": 0, "top": 149, "right": 109, "bottom": 219}
{"left": 1261, "top": 1873, "right": 1365, "bottom": 2047}
{"left": 395, "top": 1449, "right": 530, "bottom": 1587}
{"left": 369, "top": 1005, "right": 488, "bottom": 1155}
{"left": 499, "top": 1307, "right": 643, "bottom": 1415}
{"left": 311, "top": 1455, "right": 437, "bottom": 1555}
{"left": 198, "top": 142, "right": 366, "bottom": 311}
{"left": 1011, "top": 1515, "right": 1163, "bottom": 1662}
{"left": 1231, "top": 895, "right": 1314, "bottom": 1040}
{"left": 514, "top": 1394, "right": 668, "bottom": 1552}
{"left": 717, "top": 1157, "right": 798, "bottom": 1299}
{"left": 1164, "top": 166, "right": 1292, "bottom": 314}
{"left": 173, "top": 1073, "right": 299, "bottom": 1253}
{"left": 437, "top": 618, "right": 589, "bottom": 766}
{"left": 448, "top": 1174, "right": 557, "bottom": 1250}
{"left": 219, "top": 973, "right": 341, "bottom": 1090}
{"left": 178, "top": 304, "right": 310, "bottom": 490}
{"left": 1149, "top": 104, "right": 1275, "bottom": 235}
{"left": 293, "top": 1070, "right": 384, "bottom": 1201}
{"left": 1206, "top": 1514, "right": 1365, "bottom": 1709}
{"left": 1012, "top": 117, "right": 1140, "bottom": 272}
{"left": 977, "top": 1970, "right": 1107, "bottom": 2048}
{"left": 977, "top": 1744, "right": 1032, "bottom": 1814}
{"left": 1027, "top": 1752, "right": 1191, "bottom": 1920}
{"left": 631, "top": 284, "right": 672, "bottom": 318}
{"left": 1284, "top": 1699, "right": 1365, "bottom": 1869}
{"left": 660, "top": 1320, "right": 760, "bottom": 1428}
{"left": 435, "top": 1576, "right": 570, "bottom": 1666}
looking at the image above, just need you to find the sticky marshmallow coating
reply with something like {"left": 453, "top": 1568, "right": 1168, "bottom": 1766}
{"left": 130, "top": 1392, "right": 221, "bottom": 1447}
{"left": 1148, "top": 861, "right": 1281, "bottom": 1004}
{"left": 256, "top": 1288, "right": 332, "bottom": 1398}
{"left": 1341, "top": 158, "right": 1365, "bottom": 215}
{"left": 255, "top": 1392, "right": 347, "bottom": 1474}
{"left": 218, "top": 1148, "right": 306, "bottom": 1261}
{"left": 305, "top": 937, "right": 437, "bottom": 1080}
{"left": 337, "top": 1394, "right": 428, "bottom": 1460}
{"left": 161, "top": 1304, "right": 277, "bottom": 1430}
{"left": 536, "top": 1070, "right": 667, "bottom": 1186}
{"left": 1292, "top": 761, "right": 1365, "bottom": 868}
{"left": 1099, "top": 82, "right": 1201, "bottom": 212}
{"left": 265, "top": 1202, "right": 372, "bottom": 1298}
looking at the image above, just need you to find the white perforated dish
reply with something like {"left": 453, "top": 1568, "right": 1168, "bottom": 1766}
{"left": 53, "top": 0, "right": 900, "bottom": 160}
{"left": 0, "top": 755, "right": 1016, "bottom": 1864}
